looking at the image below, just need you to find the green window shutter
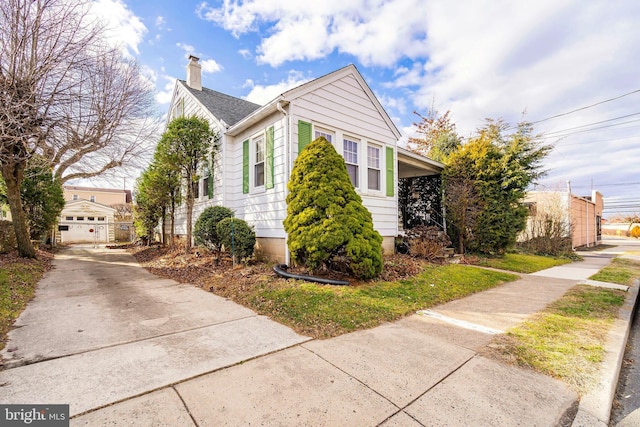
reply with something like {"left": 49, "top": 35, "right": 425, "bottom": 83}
{"left": 242, "top": 140, "right": 249, "bottom": 194}
{"left": 386, "top": 147, "right": 395, "bottom": 197}
{"left": 266, "top": 126, "right": 275, "bottom": 189}
{"left": 298, "top": 120, "right": 311, "bottom": 153}
{"left": 208, "top": 155, "right": 214, "bottom": 198}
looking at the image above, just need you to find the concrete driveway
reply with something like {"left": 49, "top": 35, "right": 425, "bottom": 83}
{"left": 0, "top": 245, "right": 309, "bottom": 416}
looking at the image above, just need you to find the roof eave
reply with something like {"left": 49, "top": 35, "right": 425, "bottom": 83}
{"left": 226, "top": 96, "right": 287, "bottom": 136}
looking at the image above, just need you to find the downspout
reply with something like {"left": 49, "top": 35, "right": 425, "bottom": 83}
{"left": 586, "top": 201, "right": 589, "bottom": 248}
{"left": 276, "top": 100, "right": 291, "bottom": 265}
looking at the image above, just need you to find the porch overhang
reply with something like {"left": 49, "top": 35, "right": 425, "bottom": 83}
{"left": 397, "top": 147, "right": 444, "bottom": 178}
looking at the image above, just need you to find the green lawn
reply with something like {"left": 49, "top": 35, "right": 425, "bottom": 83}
{"left": 249, "top": 264, "right": 517, "bottom": 338}
{"left": 493, "top": 285, "right": 625, "bottom": 394}
{"left": 477, "top": 253, "right": 573, "bottom": 273}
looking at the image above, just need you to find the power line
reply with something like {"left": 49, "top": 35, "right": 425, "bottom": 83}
{"left": 529, "top": 89, "right": 640, "bottom": 125}
{"left": 541, "top": 112, "right": 640, "bottom": 136}
{"left": 540, "top": 118, "right": 640, "bottom": 139}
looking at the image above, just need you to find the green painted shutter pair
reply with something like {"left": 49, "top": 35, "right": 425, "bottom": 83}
{"left": 242, "top": 127, "right": 275, "bottom": 194}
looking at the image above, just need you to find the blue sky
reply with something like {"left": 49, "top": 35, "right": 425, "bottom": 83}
{"left": 92, "top": 0, "right": 640, "bottom": 217}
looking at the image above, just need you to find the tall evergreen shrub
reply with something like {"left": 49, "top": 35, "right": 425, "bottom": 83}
{"left": 283, "top": 137, "right": 383, "bottom": 279}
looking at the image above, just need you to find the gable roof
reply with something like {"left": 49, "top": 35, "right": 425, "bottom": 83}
{"left": 62, "top": 199, "right": 117, "bottom": 213}
{"left": 178, "top": 80, "right": 261, "bottom": 127}
{"left": 226, "top": 64, "right": 401, "bottom": 139}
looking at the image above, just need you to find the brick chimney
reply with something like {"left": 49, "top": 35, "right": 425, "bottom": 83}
{"left": 186, "top": 55, "right": 202, "bottom": 91}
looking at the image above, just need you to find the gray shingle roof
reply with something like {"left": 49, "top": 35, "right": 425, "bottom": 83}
{"left": 178, "top": 80, "right": 262, "bottom": 126}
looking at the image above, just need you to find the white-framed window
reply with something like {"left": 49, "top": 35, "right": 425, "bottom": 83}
{"left": 254, "top": 134, "right": 265, "bottom": 188}
{"left": 72, "top": 194, "right": 78, "bottom": 200}
{"left": 65, "top": 216, "right": 73, "bottom": 221}
{"left": 90, "top": 195, "right": 95, "bottom": 202}
{"left": 343, "top": 137, "right": 359, "bottom": 187}
{"left": 172, "top": 98, "right": 184, "bottom": 119}
{"left": 193, "top": 180, "right": 199, "bottom": 199}
{"left": 203, "top": 167, "right": 210, "bottom": 199}
{"left": 88, "top": 216, "right": 95, "bottom": 221}
{"left": 315, "top": 128, "right": 334, "bottom": 143}
{"left": 77, "top": 216, "right": 84, "bottom": 221}
{"left": 367, "top": 145, "right": 381, "bottom": 191}
{"left": 97, "top": 216, "right": 105, "bottom": 222}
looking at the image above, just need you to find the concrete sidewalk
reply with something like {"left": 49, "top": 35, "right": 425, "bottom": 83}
{"left": 2, "top": 241, "right": 638, "bottom": 426}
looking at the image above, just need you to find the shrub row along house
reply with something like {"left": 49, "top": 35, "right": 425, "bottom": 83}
{"left": 166, "top": 56, "right": 442, "bottom": 262}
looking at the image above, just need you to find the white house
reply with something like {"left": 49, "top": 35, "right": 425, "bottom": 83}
{"left": 166, "top": 56, "right": 442, "bottom": 262}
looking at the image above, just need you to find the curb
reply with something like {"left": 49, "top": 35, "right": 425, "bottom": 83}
{"left": 572, "top": 278, "right": 640, "bottom": 426}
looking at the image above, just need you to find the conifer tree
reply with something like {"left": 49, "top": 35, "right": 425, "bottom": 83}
{"left": 284, "top": 137, "right": 382, "bottom": 279}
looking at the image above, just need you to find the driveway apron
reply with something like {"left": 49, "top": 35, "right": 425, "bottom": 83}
{"left": 0, "top": 245, "right": 309, "bottom": 416}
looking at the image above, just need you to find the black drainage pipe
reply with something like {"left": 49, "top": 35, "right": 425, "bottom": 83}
{"left": 273, "top": 264, "right": 350, "bottom": 286}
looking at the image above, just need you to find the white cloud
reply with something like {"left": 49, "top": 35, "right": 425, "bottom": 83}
{"left": 244, "top": 71, "right": 312, "bottom": 105}
{"left": 156, "top": 75, "right": 176, "bottom": 105}
{"left": 176, "top": 42, "right": 196, "bottom": 56}
{"left": 238, "top": 49, "right": 252, "bottom": 59}
{"left": 90, "top": 0, "right": 147, "bottom": 56}
{"left": 197, "top": 0, "right": 429, "bottom": 67}
{"left": 200, "top": 59, "right": 222, "bottom": 74}
{"left": 155, "top": 16, "right": 166, "bottom": 28}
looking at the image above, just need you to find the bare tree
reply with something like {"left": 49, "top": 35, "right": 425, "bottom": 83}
{"left": 0, "top": 0, "right": 157, "bottom": 257}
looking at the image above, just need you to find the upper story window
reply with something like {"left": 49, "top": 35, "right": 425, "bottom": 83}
{"left": 367, "top": 145, "right": 381, "bottom": 191}
{"left": 254, "top": 135, "right": 265, "bottom": 187}
{"left": 90, "top": 195, "right": 96, "bottom": 202}
{"left": 172, "top": 98, "right": 184, "bottom": 119}
{"left": 343, "top": 138, "right": 359, "bottom": 187}
{"left": 77, "top": 216, "right": 84, "bottom": 221}
{"left": 65, "top": 216, "right": 73, "bottom": 221}
{"left": 315, "top": 129, "right": 334, "bottom": 143}
{"left": 72, "top": 194, "right": 78, "bottom": 200}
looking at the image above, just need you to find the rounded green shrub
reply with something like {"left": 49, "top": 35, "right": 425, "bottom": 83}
{"left": 194, "top": 206, "right": 234, "bottom": 251}
{"left": 283, "top": 136, "right": 383, "bottom": 279}
{"left": 216, "top": 217, "right": 256, "bottom": 260}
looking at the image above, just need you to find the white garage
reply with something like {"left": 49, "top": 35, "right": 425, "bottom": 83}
{"left": 57, "top": 200, "right": 116, "bottom": 243}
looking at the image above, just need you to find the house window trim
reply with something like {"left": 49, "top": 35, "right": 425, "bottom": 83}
{"left": 252, "top": 132, "right": 266, "bottom": 190}
{"left": 367, "top": 143, "right": 381, "bottom": 192}
{"left": 314, "top": 127, "right": 334, "bottom": 144}
{"left": 343, "top": 136, "right": 360, "bottom": 188}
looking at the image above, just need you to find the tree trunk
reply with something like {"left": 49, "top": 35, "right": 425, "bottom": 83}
{"left": 170, "top": 197, "right": 175, "bottom": 247}
{"left": 185, "top": 196, "right": 193, "bottom": 253}
{"left": 1, "top": 162, "right": 36, "bottom": 258}
{"left": 161, "top": 206, "right": 167, "bottom": 245}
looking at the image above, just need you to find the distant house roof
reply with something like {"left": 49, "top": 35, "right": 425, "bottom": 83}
{"left": 178, "top": 80, "right": 261, "bottom": 127}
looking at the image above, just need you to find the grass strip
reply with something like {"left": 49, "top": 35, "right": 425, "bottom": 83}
{"left": 589, "top": 257, "right": 640, "bottom": 286}
{"left": 0, "top": 255, "right": 49, "bottom": 352}
{"left": 477, "top": 253, "right": 573, "bottom": 273}
{"left": 249, "top": 264, "right": 517, "bottom": 338}
{"left": 490, "top": 285, "right": 625, "bottom": 394}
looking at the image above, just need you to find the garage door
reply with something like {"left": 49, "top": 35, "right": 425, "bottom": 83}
{"left": 59, "top": 222, "right": 109, "bottom": 243}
